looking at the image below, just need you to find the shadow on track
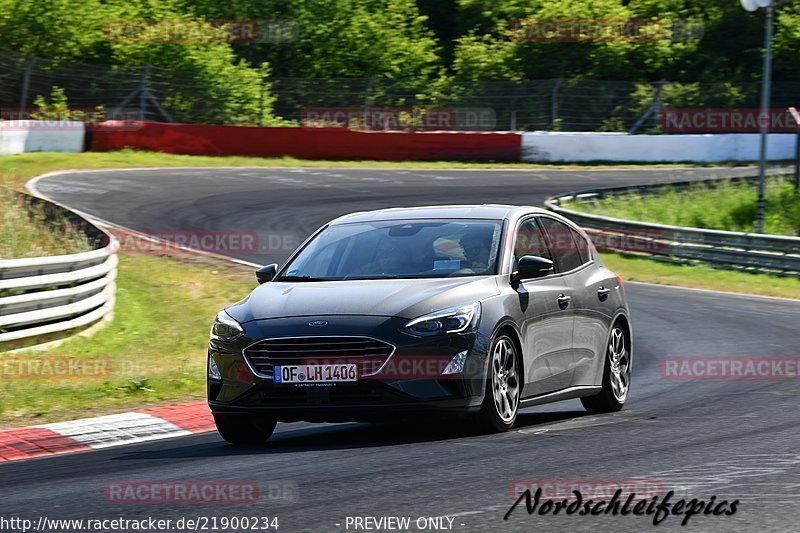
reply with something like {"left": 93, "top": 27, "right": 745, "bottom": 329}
{"left": 113, "top": 409, "right": 588, "bottom": 461}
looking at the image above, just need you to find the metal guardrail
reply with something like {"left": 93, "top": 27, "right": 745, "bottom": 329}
{"left": 0, "top": 195, "right": 118, "bottom": 346}
{"left": 546, "top": 175, "right": 800, "bottom": 276}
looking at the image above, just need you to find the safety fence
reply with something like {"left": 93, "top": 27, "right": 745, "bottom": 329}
{"left": 546, "top": 176, "right": 800, "bottom": 276}
{"left": 0, "top": 194, "right": 117, "bottom": 346}
{"left": 2, "top": 46, "right": 800, "bottom": 131}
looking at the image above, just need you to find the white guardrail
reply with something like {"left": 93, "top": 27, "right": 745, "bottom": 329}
{"left": 546, "top": 175, "right": 800, "bottom": 276}
{"left": 0, "top": 196, "right": 117, "bottom": 346}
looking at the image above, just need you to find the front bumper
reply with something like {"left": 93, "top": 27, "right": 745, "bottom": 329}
{"left": 207, "top": 315, "right": 489, "bottom": 422}
{"left": 208, "top": 382, "right": 483, "bottom": 423}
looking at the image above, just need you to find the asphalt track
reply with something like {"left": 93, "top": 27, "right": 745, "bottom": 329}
{"left": 4, "top": 165, "right": 800, "bottom": 532}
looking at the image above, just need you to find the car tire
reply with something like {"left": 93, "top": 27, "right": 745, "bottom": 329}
{"left": 213, "top": 414, "right": 277, "bottom": 445}
{"left": 476, "top": 333, "right": 521, "bottom": 432}
{"left": 581, "top": 324, "right": 631, "bottom": 414}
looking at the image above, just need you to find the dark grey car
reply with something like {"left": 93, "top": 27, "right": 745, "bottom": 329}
{"left": 208, "top": 205, "right": 632, "bottom": 444}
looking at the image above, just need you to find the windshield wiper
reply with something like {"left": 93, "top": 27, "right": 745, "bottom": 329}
{"left": 275, "top": 275, "right": 327, "bottom": 282}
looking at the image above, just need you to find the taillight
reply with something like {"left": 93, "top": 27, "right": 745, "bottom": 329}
{"left": 615, "top": 273, "right": 624, "bottom": 289}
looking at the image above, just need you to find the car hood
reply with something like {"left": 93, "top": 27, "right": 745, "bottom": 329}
{"left": 227, "top": 277, "right": 501, "bottom": 323}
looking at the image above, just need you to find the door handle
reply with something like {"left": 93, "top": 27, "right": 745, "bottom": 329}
{"left": 597, "top": 286, "right": 611, "bottom": 301}
{"left": 557, "top": 294, "right": 571, "bottom": 309}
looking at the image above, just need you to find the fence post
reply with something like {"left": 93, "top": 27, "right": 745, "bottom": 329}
{"left": 113, "top": 64, "right": 172, "bottom": 122}
{"left": 629, "top": 80, "right": 666, "bottom": 134}
{"left": 789, "top": 107, "right": 800, "bottom": 192}
{"left": 18, "top": 57, "right": 38, "bottom": 114}
{"left": 510, "top": 110, "right": 517, "bottom": 131}
{"left": 551, "top": 78, "right": 562, "bottom": 130}
{"left": 259, "top": 76, "right": 266, "bottom": 127}
{"left": 365, "top": 78, "right": 375, "bottom": 105}
{"left": 796, "top": 130, "right": 799, "bottom": 192}
{"left": 139, "top": 65, "right": 150, "bottom": 121}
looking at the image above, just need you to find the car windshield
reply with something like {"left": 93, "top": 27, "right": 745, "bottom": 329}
{"left": 278, "top": 219, "right": 503, "bottom": 281}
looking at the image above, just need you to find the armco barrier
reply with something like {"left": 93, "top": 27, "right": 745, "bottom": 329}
{"left": 546, "top": 176, "right": 800, "bottom": 276}
{"left": 0, "top": 194, "right": 117, "bottom": 346}
{"left": 0, "top": 121, "right": 85, "bottom": 155}
{"left": 523, "top": 131, "right": 796, "bottom": 163}
{"left": 89, "top": 121, "right": 522, "bottom": 161}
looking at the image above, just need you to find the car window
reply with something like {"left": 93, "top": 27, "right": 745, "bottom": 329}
{"left": 571, "top": 228, "right": 592, "bottom": 264}
{"left": 513, "top": 218, "right": 551, "bottom": 262}
{"left": 538, "top": 217, "right": 582, "bottom": 273}
{"left": 279, "top": 219, "right": 503, "bottom": 280}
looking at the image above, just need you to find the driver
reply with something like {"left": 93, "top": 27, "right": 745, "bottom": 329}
{"left": 459, "top": 231, "right": 493, "bottom": 273}
{"left": 369, "top": 239, "right": 406, "bottom": 275}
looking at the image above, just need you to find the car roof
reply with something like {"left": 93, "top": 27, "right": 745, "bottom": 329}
{"left": 330, "top": 205, "right": 550, "bottom": 224}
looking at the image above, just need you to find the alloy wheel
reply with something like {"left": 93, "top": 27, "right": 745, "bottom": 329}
{"left": 491, "top": 337, "right": 520, "bottom": 422}
{"left": 608, "top": 327, "right": 630, "bottom": 402}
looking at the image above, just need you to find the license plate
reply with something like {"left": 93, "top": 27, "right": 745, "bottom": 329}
{"left": 273, "top": 364, "right": 358, "bottom": 384}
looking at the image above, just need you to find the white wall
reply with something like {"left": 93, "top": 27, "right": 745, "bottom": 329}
{"left": 0, "top": 121, "right": 85, "bottom": 155}
{"left": 522, "top": 131, "right": 797, "bottom": 163}
{"left": 0, "top": 127, "right": 29, "bottom": 156}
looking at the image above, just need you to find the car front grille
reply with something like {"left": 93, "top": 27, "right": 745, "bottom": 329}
{"left": 243, "top": 336, "right": 395, "bottom": 378}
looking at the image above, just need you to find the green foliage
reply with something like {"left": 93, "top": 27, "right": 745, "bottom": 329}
{"left": 0, "top": 0, "right": 797, "bottom": 125}
{"left": 176, "top": 0, "right": 442, "bottom": 81}
{"left": 563, "top": 178, "right": 800, "bottom": 236}
{"left": 32, "top": 86, "right": 69, "bottom": 114}
{"left": 103, "top": 2, "right": 276, "bottom": 124}
{"left": 451, "top": 33, "right": 522, "bottom": 82}
{"left": 31, "top": 86, "right": 106, "bottom": 123}
{"left": 0, "top": 0, "right": 275, "bottom": 124}
{"left": 115, "top": 378, "right": 155, "bottom": 394}
{"left": 286, "top": 0, "right": 440, "bottom": 80}
{"left": 0, "top": 0, "right": 108, "bottom": 60}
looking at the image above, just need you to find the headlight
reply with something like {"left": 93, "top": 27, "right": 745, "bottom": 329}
{"left": 403, "top": 303, "right": 481, "bottom": 337}
{"left": 210, "top": 311, "right": 244, "bottom": 341}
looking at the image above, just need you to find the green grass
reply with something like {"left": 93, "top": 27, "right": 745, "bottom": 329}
{"left": 602, "top": 253, "right": 800, "bottom": 300}
{"left": 563, "top": 177, "right": 800, "bottom": 297}
{"left": 0, "top": 189, "right": 91, "bottom": 258}
{"left": 563, "top": 177, "right": 800, "bottom": 236}
{"left": 0, "top": 254, "right": 252, "bottom": 426}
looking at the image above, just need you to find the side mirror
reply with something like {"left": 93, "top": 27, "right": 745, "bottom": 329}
{"left": 256, "top": 264, "right": 278, "bottom": 284}
{"left": 511, "top": 255, "right": 554, "bottom": 283}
